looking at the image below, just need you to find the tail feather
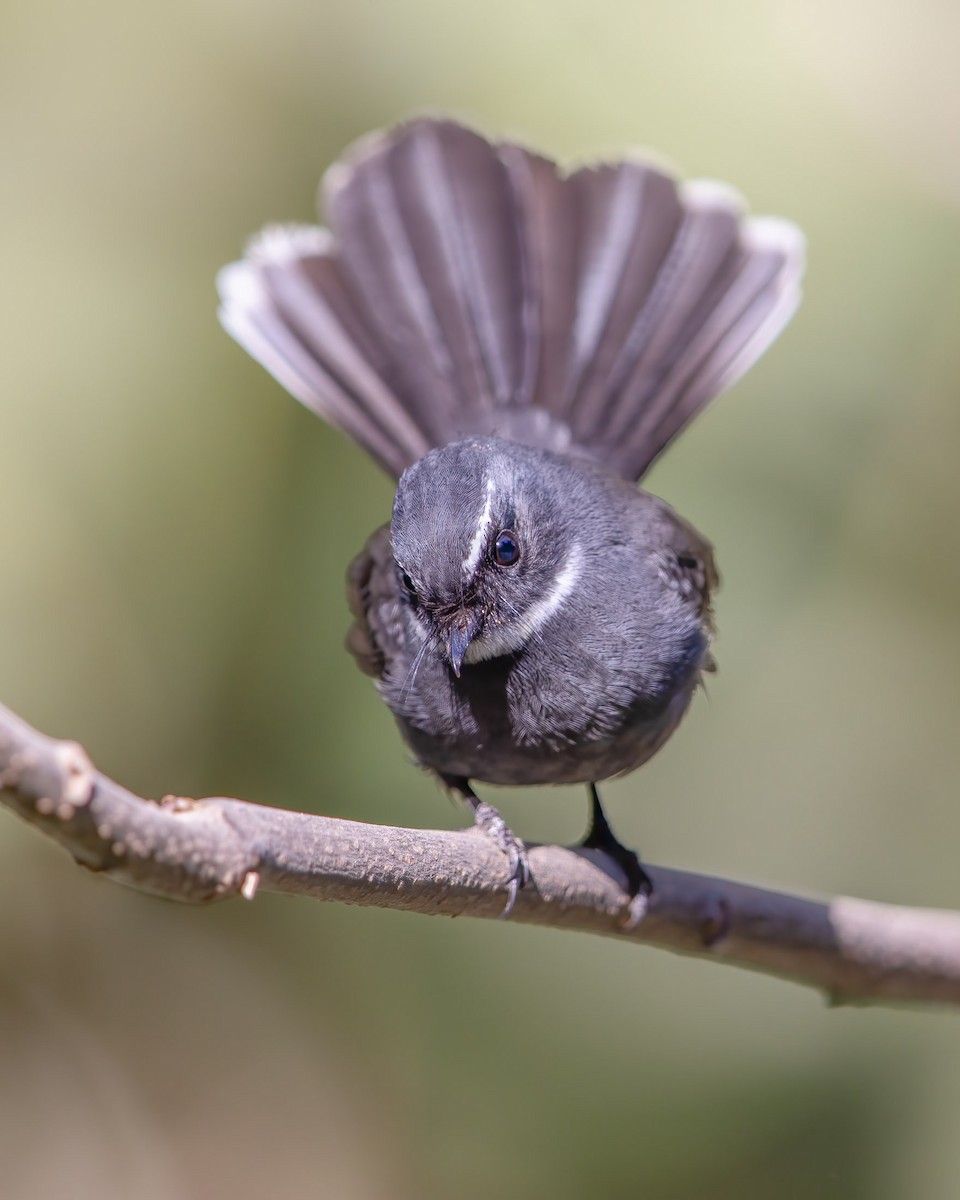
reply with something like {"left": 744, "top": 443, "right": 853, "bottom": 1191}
{"left": 601, "top": 185, "right": 743, "bottom": 436}
{"left": 321, "top": 135, "right": 467, "bottom": 450}
{"left": 219, "top": 227, "right": 431, "bottom": 474}
{"left": 501, "top": 144, "right": 577, "bottom": 421}
{"left": 562, "top": 163, "right": 686, "bottom": 449}
{"left": 322, "top": 120, "right": 532, "bottom": 439}
{"left": 618, "top": 218, "right": 803, "bottom": 475}
{"left": 218, "top": 117, "right": 804, "bottom": 481}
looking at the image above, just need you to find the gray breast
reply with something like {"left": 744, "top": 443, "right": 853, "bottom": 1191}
{"left": 382, "top": 587, "right": 708, "bottom": 786}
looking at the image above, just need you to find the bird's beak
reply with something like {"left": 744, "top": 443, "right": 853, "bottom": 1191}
{"left": 446, "top": 615, "right": 480, "bottom": 678}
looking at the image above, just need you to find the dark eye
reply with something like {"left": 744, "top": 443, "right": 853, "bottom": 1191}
{"left": 401, "top": 570, "right": 417, "bottom": 596}
{"left": 493, "top": 530, "right": 521, "bottom": 567}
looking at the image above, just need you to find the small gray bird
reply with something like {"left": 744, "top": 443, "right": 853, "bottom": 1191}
{"left": 218, "top": 117, "right": 804, "bottom": 917}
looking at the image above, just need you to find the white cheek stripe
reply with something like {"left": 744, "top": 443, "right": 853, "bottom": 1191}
{"left": 461, "top": 478, "right": 496, "bottom": 578}
{"left": 464, "top": 542, "right": 583, "bottom": 664}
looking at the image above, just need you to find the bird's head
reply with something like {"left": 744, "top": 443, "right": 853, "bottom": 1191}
{"left": 390, "top": 438, "right": 583, "bottom": 676}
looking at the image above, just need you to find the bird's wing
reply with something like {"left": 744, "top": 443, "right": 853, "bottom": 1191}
{"left": 345, "top": 524, "right": 395, "bottom": 679}
{"left": 646, "top": 496, "right": 720, "bottom": 629}
{"left": 219, "top": 117, "right": 804, "bottom": 482}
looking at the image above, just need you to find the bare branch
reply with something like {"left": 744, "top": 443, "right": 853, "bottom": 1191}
{"left": 2, "top": 699, "right": 959, "bottom": 1008}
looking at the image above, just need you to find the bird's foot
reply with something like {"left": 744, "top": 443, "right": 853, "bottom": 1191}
{"left": 470, "top": 799, "right": 530, "bottom": 917}
{"left": 441, "top": 776, "right": 530, "bottom": 917}
{"left": 582, "top": 784, "right": 653, "bottom": 930}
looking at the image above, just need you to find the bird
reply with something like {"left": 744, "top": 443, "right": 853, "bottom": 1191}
{"left": 217, "top": 116, "right": 804, "bottom": 920}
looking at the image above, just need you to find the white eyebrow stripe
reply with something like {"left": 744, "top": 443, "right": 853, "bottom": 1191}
{"left": 463, "top": 542, "right": 583, "bottom": 665}
{"left": 462, "top": 478, "right": 496, "bottom": 578}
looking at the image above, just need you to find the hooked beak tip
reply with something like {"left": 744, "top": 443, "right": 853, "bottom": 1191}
{"left": 446, "top": 623, "right": 476, "bottom": 678}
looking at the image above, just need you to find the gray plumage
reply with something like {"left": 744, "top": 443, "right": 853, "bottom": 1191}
{"left": 350, "top": 437, "right": 716, "bottom": 787}
{"left": 217, "top": 117, "right": 804, "bottom": 912}
{"left": 218, "top": 117, "right": 803, "bottom": 482}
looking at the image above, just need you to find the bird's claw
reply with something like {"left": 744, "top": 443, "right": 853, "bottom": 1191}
{"left": 499, "top": 840, "right": 531, "bottom": 919}
{"left": 467, "top": 797, "right": 530, "bottom": 917}
{"left": 582, "top": 784, "right": 654, "bottom": 928}
{"left": 619, "top": 876, "right": 653, "bottom": 930}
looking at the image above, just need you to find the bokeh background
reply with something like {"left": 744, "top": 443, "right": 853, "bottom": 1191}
{"left": 2, "top": 1, "right": 960, "bottom": 1197}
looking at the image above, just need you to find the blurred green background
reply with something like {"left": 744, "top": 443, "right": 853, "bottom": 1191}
{"left": 2, "top": 1, "right": 960, "bottom": 1196}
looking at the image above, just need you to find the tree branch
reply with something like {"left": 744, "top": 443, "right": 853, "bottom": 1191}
{"left": 2, "top": 699, "right": 958, "bottom": 1008}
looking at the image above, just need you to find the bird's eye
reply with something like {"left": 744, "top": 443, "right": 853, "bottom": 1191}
{"left": 493, "top": 530, "right": 521, "bottom": 567}
{"left": 401, "top": 570, "right": 417, "bottom": 596}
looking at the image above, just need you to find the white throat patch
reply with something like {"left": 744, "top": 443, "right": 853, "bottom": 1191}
{"left": 462, "top": 478, "right": 496, "bottom": 578}
{"left": 463, "top": 542, "right": 583, "bottom": 665}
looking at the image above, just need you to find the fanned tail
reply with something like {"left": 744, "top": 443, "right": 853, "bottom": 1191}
{"left": 218, "top": 117, "right": 804, "bottom": 481}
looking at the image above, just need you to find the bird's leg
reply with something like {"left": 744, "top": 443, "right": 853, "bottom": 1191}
{"left": 581, "top": 783, "right": 653, "bottom": 927}
{"left": 440, "top": 774, "right": 530, "bottom": 917}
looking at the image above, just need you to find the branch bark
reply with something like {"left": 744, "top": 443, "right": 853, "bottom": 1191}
{"left": 2, "top": 699, "right": 958, "bottom": 1008}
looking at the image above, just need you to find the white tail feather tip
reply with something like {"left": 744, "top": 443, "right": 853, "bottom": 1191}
{"left": 216, "top": 260, "right": 266, "bottom": 311}
{"left": 682, "top": 178, "right": 745, "bottom": 215}
{"left": 246, "top": 223, "right": 331, "bottom": 265}
{"left": 743, "top": 216, "right": 806, "bottom": 264}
